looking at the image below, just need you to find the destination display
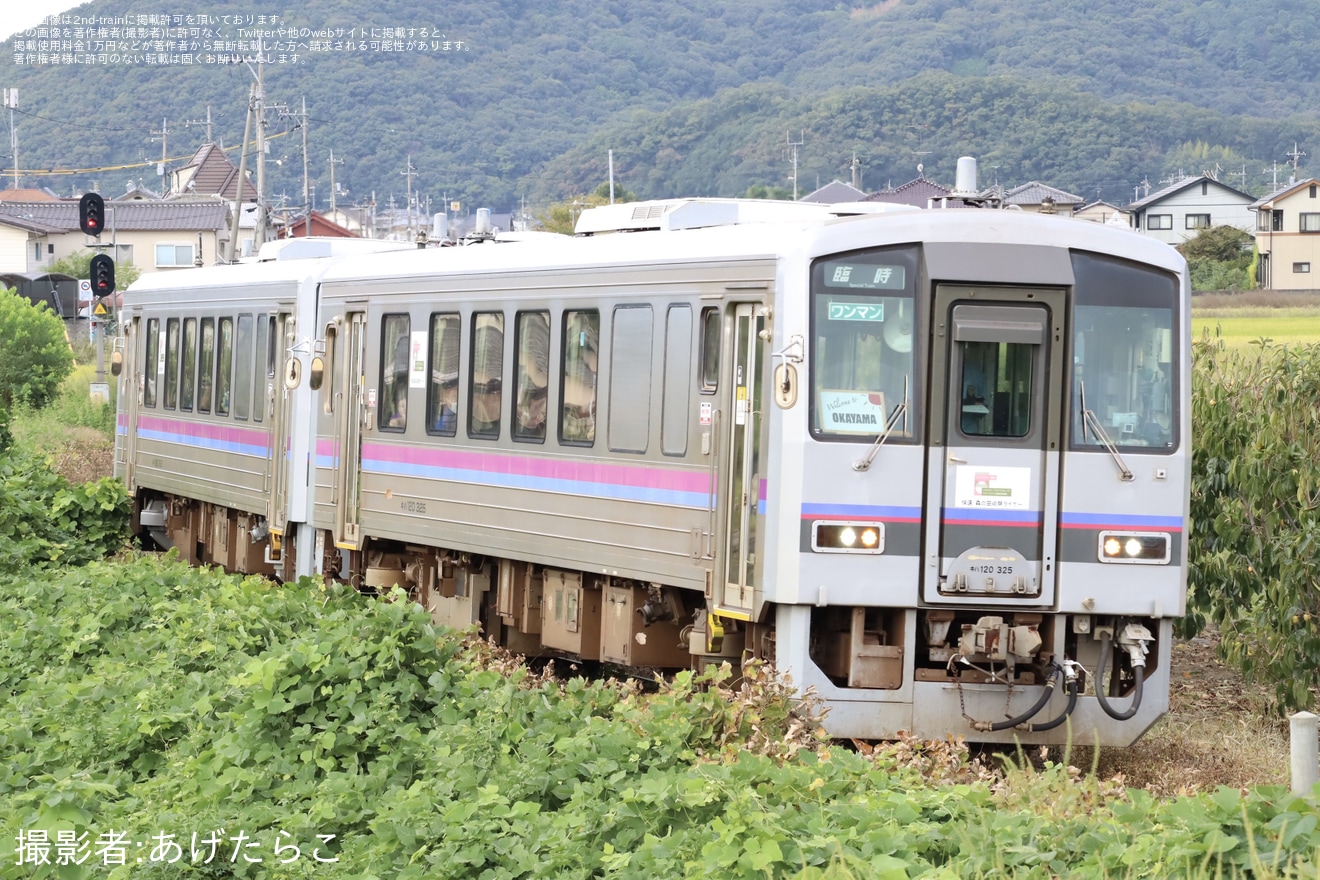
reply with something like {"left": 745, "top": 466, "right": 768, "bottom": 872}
{"left": 822, "top": 262, "right": 906, "bottom": 290}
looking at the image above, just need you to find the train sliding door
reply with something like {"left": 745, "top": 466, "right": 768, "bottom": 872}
{"left": 331, "top": 311, "right": 367, "bottom": 550}
{"left": 922, "top": 286, "right": 1066, "bottom": 605}
{"left": 265, "top": 311, "right": 294, "bottom": 536}
{"left": 716, "top": 303, "right": 765, "bottom": 617}
{"left": 119, "top": 315, "right": 141, "bottom": 492}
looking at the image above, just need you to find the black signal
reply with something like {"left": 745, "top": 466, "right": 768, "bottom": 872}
{"left": 90, "top": 253, "right": 116, "bottom": 296}
{"left": 79, "top": 192, "right": 105, "bottom": 236}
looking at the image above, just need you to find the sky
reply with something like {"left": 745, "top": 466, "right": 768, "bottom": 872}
{"left": 0, "top": 0, "right": 86, "bottom": 43}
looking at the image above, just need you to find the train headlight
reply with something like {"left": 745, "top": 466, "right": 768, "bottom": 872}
{"left": 1098, "top": 531, "right": 1171, "bottom": 564}
{"left": 812, "top": 521, "right": 885, "bottom": 554}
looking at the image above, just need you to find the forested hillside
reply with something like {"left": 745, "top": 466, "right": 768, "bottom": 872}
{"left": 3, "top": 0, "right": 1317, "bottom": 214}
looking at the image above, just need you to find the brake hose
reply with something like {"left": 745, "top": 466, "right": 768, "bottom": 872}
{"left": 1095, "top": 632, "right": 1145, "bottom": 721}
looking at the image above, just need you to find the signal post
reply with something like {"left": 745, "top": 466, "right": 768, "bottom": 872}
{"left": 80, "top": 192, "right": 115, "bottom": 402}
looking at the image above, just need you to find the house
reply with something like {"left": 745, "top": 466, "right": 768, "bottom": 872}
{"left": 1001, "top": 182, "right": 1084, "bottom": 216}
{"left": 1075, "top": 200, "right": 1130, "bottom": 226}
{"left": 799, "top": 180, "right": 867, "bottom": 204}
{"left": 863, "top": 175, "right": 957, "bottom": 208}
{"left": 0, "top": 200, "right": 230, "bottom": 276}
{"left": 276, "top": 210, "right": 360, "bottom": 239}
{"left": 1125, "top": 174, "right": 1255, "bottom": 244}
{"left": 1250, "top": 178, "right": 1320, "bottom": 291}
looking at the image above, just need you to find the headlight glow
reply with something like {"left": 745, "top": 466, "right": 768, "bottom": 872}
{"left": 1098, "top": 531, "right": 1171, "bottom": 564}
{"left": 813, "top": 521, "right": 885, "bottom": 554}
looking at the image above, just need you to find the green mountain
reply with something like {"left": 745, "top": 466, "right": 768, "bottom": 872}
{"left": 3, "top": 0, "right": 1317, "bottom": 215}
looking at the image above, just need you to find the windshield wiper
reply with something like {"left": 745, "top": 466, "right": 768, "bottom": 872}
{"left": 853, "top": 375, "right": 909, "bottom": 472}
{"left": 1079, "top": 381, "right": 1134, "bottom": 482}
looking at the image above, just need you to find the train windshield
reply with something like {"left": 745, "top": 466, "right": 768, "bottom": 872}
{"left": 809, "top": 246, "right": 920, "bottom": 441}
{"left": 1070, "top": 252, "right": 1179, "bottom": 452}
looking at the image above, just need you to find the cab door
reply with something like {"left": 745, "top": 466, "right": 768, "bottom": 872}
{"left": 716, "top": 303, "right": 765, "bottom": 617}
{"left": 922, "top": 287, "right": 1066, "bottom": 605}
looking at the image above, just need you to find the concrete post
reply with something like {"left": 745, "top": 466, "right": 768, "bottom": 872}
{"left": 1291, "top": 711, "right": 1318, "bottom": 795}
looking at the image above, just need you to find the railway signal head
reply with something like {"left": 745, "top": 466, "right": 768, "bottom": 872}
{"left": 90, "top": 253, "right": 116, "bottom": 296}
{"left": 79, "top": 192, "right": 105, "bottom": 236}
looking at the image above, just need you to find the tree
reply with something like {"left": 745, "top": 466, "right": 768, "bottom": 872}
{"left": 1177, "top": 226, "right": 1253, "bottom": 291}
{"left": 536, "top": 182, "right": 638, "bottom": 235}
{"left": 742, "top": 184, "right": 794, "bottom": 200}
{"left": 0, "top": 288, "right": 74, "bottom": 409}
{"left": 46, "top": 249, "right": 142, "bottom": 290}
{"left": 1177, "top": 225, "right": 1252, "bottom": 263}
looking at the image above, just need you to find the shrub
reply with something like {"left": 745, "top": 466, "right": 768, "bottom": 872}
{"left": 0, "top": 287, "right": 74, "bottom": 409}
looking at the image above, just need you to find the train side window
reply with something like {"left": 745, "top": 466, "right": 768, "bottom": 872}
{"left": 233, "top": 313, "right": 254, "bottom": 421}
{"left": 143, "top": 318, "right": 160, "bottom": 408}
{"left": 253, "top": 313, "right": 268, "bottom": 423}
{"left": 662, "top": 305, "right": 692, "bottom": 455}
{"left": 560, "top": 309, "right": 599, "bottom": 446}
{"left": 608, "top": 305, "right": 653, "bottom": 454}
{"left": 380, "top": 314, "right": 411, "bottom": 432}
{"left": 164, "top": 318, "right": 180, "bottom": 410}
{"left": 428, "top": 313, "right": 460, "bottom": 436}
{"left": 181, "top": 317, "right": 197, "bottom": 411}
{"left": 469, "top": 311, "right": 504, "bottom": 439}
{"left": 216, "top": 317, "right": 234, "bottom": 417}
{"left": 321, "top": 323, "right": 337, "bottom": 414}
{"left": 198, "top": 317, "right": 215, "bottom": 414}
{"left": 699, "top": 307, "right": 720, "bottom": 393}
{"left": 513, "top": 311, "right": 550, "bottom": 443}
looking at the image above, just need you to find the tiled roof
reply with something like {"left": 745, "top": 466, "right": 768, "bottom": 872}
{"left": 863, "top": 176, "right": 953, "bottom": 207}
{"left": 0, "top": 200, "right": 229, "bottom": 232}
{"left": 0, "top": 187, "right": 59, "bottom": 202}
{"left": 1003, "top": 182, "right": 1083, "bottom": 206}
{"left": 172, "top": 143, "right": 258, "bottom": 200}
{"left": 799, "top": 180, "right": 867, "bottom": 203}
{"left": 1249, "top": 179, "right": 1319, "bottom": 210}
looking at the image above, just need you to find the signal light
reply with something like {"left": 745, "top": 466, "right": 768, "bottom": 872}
{"left": 79, "top": 192, "right": 105, "bottom": 236}
{"left": 89, "top": 253, "right": 116, "bottom": 296}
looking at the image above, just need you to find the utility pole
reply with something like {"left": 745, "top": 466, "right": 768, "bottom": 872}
{"left": 1287, "top": 143, "right": 1307, "bottom": 184}
{"left": 253, "top": 51, "right": 268, "bottom": 247}
{"left": 227, "top": 83, "right": 255, "bottom": 263}
{"left": 850, "top": 151, "right": 862, "bottom": 190}
{"left": 150, "top": 117, "right": 169, "bottom": 163}
{"left": 3, "top": 88, "right": 17, "bottom": 189}
{"left": 785, "top": 130, "right": 803, "bottom": 201}
{"left": 401, "top": 155, "right": 416, "bottom": 239}
{"left": 329, "top": 148, "right": 344, "bottom": 215}
{"left": 182, "top": 105, "right": 214, "bottom": 144}
{"left": 1264, "top": 160, "right": 1282, "bottom": 190}
{"left": 300, "top": 97, "right": 310, "bottom": 235}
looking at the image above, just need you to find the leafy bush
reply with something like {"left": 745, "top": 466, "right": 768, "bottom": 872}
{"left": 0, "top": 287, "right": 75, "bottom": 409}
{"left": 1189, "top": 337, "right": 1320, "bottom": 710}
{"left": 0, "top": 446, "right": 127, "bottom": 572}
{"left": 4, "top": 555, "right": 1320, "bottom": 879}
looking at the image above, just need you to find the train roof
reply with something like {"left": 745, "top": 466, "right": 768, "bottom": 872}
{"left": 123, "top": 201, "right": 1186, "bottom": 300}
{"left": 313, "top": 201, "right": 1185, "bottom": 287}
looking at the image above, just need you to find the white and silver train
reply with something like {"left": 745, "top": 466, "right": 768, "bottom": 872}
{"left": 115, "top": 183, "right": 1189, "bottom": 745}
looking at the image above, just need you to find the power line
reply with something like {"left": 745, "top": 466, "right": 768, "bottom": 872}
{"left": 9, "top": 129, "right": 293, "bottom": 177}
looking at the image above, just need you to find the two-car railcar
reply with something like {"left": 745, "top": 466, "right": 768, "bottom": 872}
{"left": 116, "top": 183, "right": 1189, "bottom": 745}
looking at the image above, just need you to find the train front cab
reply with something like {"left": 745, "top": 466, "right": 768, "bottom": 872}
{"left": 779, "top": 233, "right": 1187, "bottom": 746}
